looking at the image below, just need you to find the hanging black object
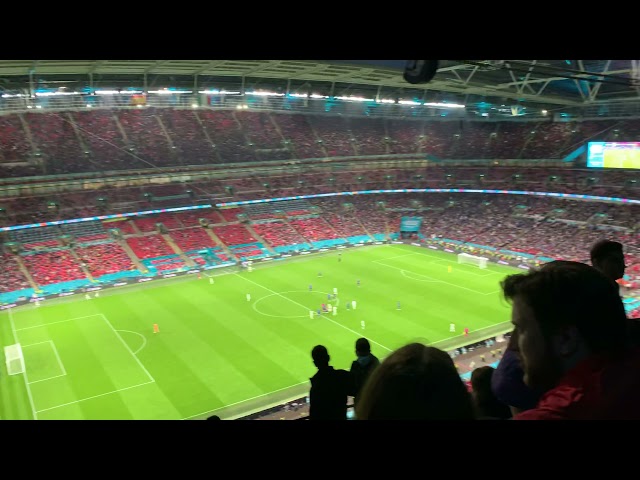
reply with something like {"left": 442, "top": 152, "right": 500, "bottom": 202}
{"left": 403, "top": 60, "right": 439, "bottom": 84}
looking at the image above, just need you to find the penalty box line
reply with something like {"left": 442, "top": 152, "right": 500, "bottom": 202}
{"left": 25, "top": 313, "right": 156, "bottom": 415}
{"left": 374, "top": 261, "right": 499, "bottom": 296}
{"left": 386, "top": 245, "right": 503, "bottom": 276}
{"left": 429, "top": 259, "right": 499, "bottom": 277}
{"left": 14, "top": 313, "right": 104, "bottom": 332}
{"left": 233, "top": 273, "right": 393, "bottom": 353}
{"left": 12, "top": 311, "right": 155, "bottom": 384}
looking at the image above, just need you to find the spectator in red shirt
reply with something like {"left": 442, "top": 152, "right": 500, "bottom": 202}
{"left": 502, "top": 260, "right": 640, "bottom": 420}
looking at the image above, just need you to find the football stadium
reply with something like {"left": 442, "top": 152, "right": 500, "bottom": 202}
{"left": 0, "top": 60, "right": 639, "bottom": 420}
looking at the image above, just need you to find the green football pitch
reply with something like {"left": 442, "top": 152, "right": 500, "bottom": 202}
{"left": 0, "top": 244, "right": 518, "bottom": 420}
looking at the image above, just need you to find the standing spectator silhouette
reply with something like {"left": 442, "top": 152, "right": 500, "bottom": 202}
{"left": 355, "top": 343, "right": 475, "bottom": 420}
{"left": 590, "top": 239, "right": 626, "bottom": 283}
{"left": 590, "top": 240, "right": 640, "bottom": 345}
{"left": 470, "top": 366, "right": 512, "bottom": 419}
{"left": 349, "top": 337, "right": 380, "bottom": 410}
{"left": 502, "top": 260, "right": 640, "bottom": 420}
{"left": 308, "top": 345, "right": 351, "bottom": 420}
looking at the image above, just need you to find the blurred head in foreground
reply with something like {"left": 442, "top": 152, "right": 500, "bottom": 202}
{"left": 355, "top": 342, "right": 475, "bottom": 420}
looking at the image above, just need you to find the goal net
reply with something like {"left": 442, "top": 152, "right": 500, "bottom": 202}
{"left": 457, "top": 253, "right": 488, "bottom": 269}
{"left": 5, "top": 343, "right": 25, "bottom": 376}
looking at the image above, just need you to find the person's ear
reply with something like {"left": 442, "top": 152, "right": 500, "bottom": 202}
{"left": 553, "top": 326, "right": 580, "bottom": 358}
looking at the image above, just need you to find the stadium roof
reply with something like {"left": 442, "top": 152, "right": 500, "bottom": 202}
{"left": 1, "top": 60, "right": 639, "bottom": 116}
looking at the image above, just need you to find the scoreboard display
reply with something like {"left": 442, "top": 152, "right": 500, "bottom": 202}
{"left": 400, "top": 216, "right": 422, "bottom": 232}
{"left": 587, "top": 142, "right": 640, "bottom": 169}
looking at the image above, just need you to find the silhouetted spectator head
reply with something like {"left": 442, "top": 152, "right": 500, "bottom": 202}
{"left": 207, "top": 414, "right": 221, "bottom": 420}
{"left": 351, "top": 337, "right": 380, "bottom": 408}
{"left": 470, "top": 366, "right": 511, "bottom": 419}
{"left": 590, "top": 239, "right": 625, "bottom": 281}
{"left": 355, "top": 343, "right": 475, "bottom": 420}
{"left": 501, "top": 260, "right": 628, "bottom": 392}
{"left": 355, "top": 337, "right": 371, "bottom": 357}
{"left": 312, "top": 345, "right": 330, "bottom": 369}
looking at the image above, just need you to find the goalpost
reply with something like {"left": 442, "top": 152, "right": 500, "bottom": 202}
{"left": 5, "top": 343, "right": 25, "bottom": 376}
{"left": 457, "top": 253, "right": 488, "bottom": 269}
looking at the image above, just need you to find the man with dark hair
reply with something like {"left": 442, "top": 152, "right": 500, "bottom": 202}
{"left": 309, "top": 345, "right": 351, "bottom": 420}
{"left": 590, "top": 239, "right": 626, "bottom": 282}
{"left": 349, "top": 337, "right": 380, "bottom": 409}
{"left": 501, "top": 260, "right": 640, "bottom": 419}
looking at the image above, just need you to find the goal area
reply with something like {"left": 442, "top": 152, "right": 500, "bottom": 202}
{"left": 457, "top": 253, "right": 488, "bottom": 269}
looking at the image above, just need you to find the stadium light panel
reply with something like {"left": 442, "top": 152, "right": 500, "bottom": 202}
{"left": 247, "top": 91, "right": 285, "bottom": 97}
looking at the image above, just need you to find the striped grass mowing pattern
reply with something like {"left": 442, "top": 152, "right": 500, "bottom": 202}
{"left": 0, "top": 244, "right": 517, "bottom": 420}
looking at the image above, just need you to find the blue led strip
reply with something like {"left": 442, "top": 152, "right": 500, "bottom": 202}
{"left": 215, "top": 189, "right": 640, "bottom": 207}
{"left": 2, "top": 189, "right": 639, "bottom": 233}
{"left": 0, "top": 204, "right": 213, "bottom": 232}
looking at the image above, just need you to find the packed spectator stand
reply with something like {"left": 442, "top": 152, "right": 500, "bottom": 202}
{"left": 1, "top": 108, "right": 639, "bottom": 316}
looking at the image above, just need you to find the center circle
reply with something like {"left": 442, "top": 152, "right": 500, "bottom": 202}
{"left": 253, "top": 290, "right": 334, "bottom": 318}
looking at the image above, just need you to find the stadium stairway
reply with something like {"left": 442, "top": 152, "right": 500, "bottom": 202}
{"left": 68, "top": 248, "right": 95, "bottom": 282}
{"left": 129, "top": 220, "right": 143, "bottom": 236}
{"left": 115, "top": 239, "right": 149, "bottom": 274}
{"left": 281, "top": 216, "right": 314, "bottom": 245}
{"left": 161, "top": 233, "right": 196, "bottom": 267}
{"left": 244, "top": 224, "right": 276, "bottom": 254}
{"left": 322, "top": 216, "right": 346, "bottom": 240}
{"left": 354, "top": 217, "right": 378, "bottom": 241}
{"left": 204, "top": 227, "right": 236, "bottom": 260}
{"left": 14, "top": 255, "right": 41, "bottom": 292}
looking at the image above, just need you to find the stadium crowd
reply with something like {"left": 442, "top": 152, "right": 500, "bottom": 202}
{"left": 1, "top": 191, "right": 639, "bottom": 299}
{"left": 3, "top": 110, "right": 640, "bottom": 178}
{"left": 1, "top": 107, "right": 640, "bottom": 420}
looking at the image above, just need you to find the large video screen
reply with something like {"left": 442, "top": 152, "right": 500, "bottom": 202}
{"left": 587, "top": 142, "right": 640, "bottom": 169}
{"left": 400, "top": 216, "right": 422, "bottom": 232}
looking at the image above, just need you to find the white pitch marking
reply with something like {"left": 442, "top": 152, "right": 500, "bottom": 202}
{"left": 99, "top": 314, "right": 155, "bottom": 382}
{"left": 6, "top": 307, "right": 37, "bottom": 420}
{"left": 233, "top": 273, "right": 393, "bottom": 353}
{"left": 117, "top": 330, "right": 148, "bottom": 355}
{"left": 182, "top": 380, "right": 310, "bottom": 420}
{"left": 14, "top": 313, "right": 103, "bottom": 331}
{"left": 36, "top": 380, "right": 155, "bottom": 414}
